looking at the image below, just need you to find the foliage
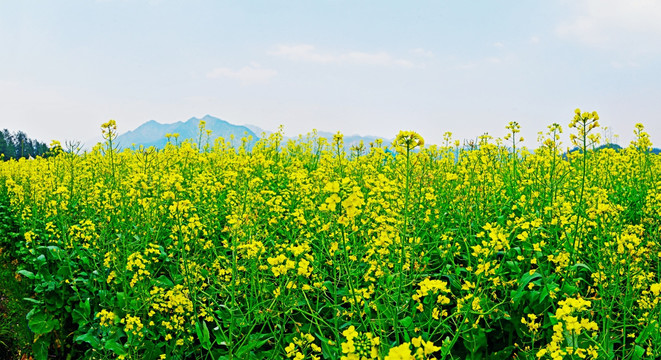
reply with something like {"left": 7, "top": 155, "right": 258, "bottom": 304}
{"left": 0, "top": 129, "right": 51, "bottom": 161}
{"left": 0, "top": 114, "right": 659, "bottom": 359}
{"left": 0, "top": 176, "right": 32, "bottom": 359}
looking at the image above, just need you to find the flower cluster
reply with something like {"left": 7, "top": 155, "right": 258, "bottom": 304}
{"left": 341, "top": 326, "right": 381, "bottom": 360}
{"left": 285, "top": 333, "right": 322, "bottom": 360}
{"left": 393, "top": 130, "right": 424, "bottom": 152}
{"left": 385, "top": 337, "right": 441, "bottom": 360}
{"left": 536, "top": 297, "right": 599, "bottom": 360}
{"left": 96, "top": 309, "right": 116, "bottom": 327}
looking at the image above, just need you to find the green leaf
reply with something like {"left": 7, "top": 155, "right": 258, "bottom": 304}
{"left": 35, "top": 254, "right": 46, "bottom": 265}
{"left": 32, "top": 336, "right": 49, "bottom": 360}
{"left": 155, "top": 275, "right": 174, "bottom": 287}
{"left": 37, "top": 245, "right": 63, "bottom": 253}
{"left": 28, "top": 311, "right": 58, "bottom": 335}
{"left": 23, "top": 297, "right": 43, "bottom": 304}
{"left": 195, "top": 321, "right": 212, "bottom": 350}
{"left": 320, "top": 339, "right": 336, "bottom": 359}
{"left": 442, "top": 273, "right": 461, "bottom": 289}
{"left": 235, "top": 334, "right": 270, "bottom": 357}
{"left": 564, "top": 330, "right": 574, "bottom": 347}
{"left": 17, "top": 269, "right": 35, "bottom": 279}
{"left": 504, "top": 261, "right": 521, "bottom": 274}
{"left": 57, "top": 265, "right": 72, "bottom": 279}
{"left": 400, "top": 316, "right": 413, "bottom": 329}
{"left": 141, "top": 341, "right": 161, "bottom": 359}
{"left": 632, "top": 345, "right": 645, "bottom": 360}
{"left": 539, "top": 284, "right": 551, "bottom": 303}
{"left": 104, "top": 338, "right": 127, "bottom": 356}
{"left": 212, "top": 324, "right": 229, "bottom": 346}
{"left": 463, "top": 327, "right": 487, "bottom": 358}
{"left": 561, "top": 282, "right": 578, "bottom": 296}
{"left": 75, "top": 331, "right": 101, "bottom": 349}
{"left": 315, "top": 332, "right": 337, "bottom": 360}
{"left": 403, "top": 330, "right": 411, "bottom": 343}
{"left": 116, "top": 292, "right": 126, "bottom": 308}
{"left": 570, "top": 262, "right": 592, "bottom": 272}
{"left": 72, "top": 298, "right": 91, "bottom": 326}
{"left": 513, "top": 272, "right": 542, "bottom": 306}
{"left": 635, "top": 322, "right": 654, "bottom": 344}
{"left": 489, "top": 345, "right": 516, "bottom": 360}
{"left": 519, "top": 271, "right": 542, "bottom": 287}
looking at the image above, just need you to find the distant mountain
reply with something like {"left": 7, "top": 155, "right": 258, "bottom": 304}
{"left": 315, "top": 131, "right": 390, "bottom": 151}
{"left": 244, "top": 124, "right": 390, "bottom": 151}
{"left": 563, "top": 143, "right": 661, "bottom": 157}
{"left": 244, "top": 124, "right": 273, "bottom": 137}
{"left": 115, "top": 115, "right": 258, "bottom": 149}
{"left": 113, "top": 115, "right": 390, "bottom": 152}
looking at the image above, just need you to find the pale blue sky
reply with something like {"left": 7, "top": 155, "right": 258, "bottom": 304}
{"left": 1, "top": 0, "right": 660, "bottom": 147}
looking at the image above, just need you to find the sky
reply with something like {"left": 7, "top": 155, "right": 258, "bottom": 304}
{"left": 1, "top": 0, "right": 660, "bottom": 148}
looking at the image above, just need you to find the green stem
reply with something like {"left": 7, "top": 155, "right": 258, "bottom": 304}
{"left": 395, "top": 145, "right": 411, "bottom": 343}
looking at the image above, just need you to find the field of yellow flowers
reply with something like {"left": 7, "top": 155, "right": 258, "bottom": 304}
{"left": 0, "top": 109, "right": 660, "bottom": 360}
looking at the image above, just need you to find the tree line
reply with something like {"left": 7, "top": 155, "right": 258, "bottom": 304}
{"left": 0, "top": 129, "right": 50, "bottom": 160}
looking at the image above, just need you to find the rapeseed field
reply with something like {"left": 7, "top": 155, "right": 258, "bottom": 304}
{"left": 0, "top": 109, "right": 659, "bottom": 359}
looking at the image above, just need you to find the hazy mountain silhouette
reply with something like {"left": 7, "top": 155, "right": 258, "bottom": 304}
{"left": 113, "top": 115, "right": 391, "bottom": 152}
{"left": 114, "top": 115, "right": 258, "bottom": 149}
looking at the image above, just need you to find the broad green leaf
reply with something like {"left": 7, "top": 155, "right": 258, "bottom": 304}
{"left": 400, "top": 316, "right": 413, "bottom": 329}
{"left": 17, "top": 269, "right": 35, "bottom": 279}
{"left": 632, "top": 345, "right": 645, "bottom": 360}
{"left": 32, "top": 336, "right": 49, "bottom": 360}
{"left": 116, "top": 292, "right": 126, "bottom": 308}
{"left": 635, "top": 322, "right": 654, "bottom": 344}
{"left": 235, "top": 334, "right": 270, "bottom": 357}
{"left": 155, "top": 275, "right": 174, "bottom": 287}
{"left": 513, "top": 272, "right": 542, "bottom": 306}
{"left": 519, "top": 271, "right": 542, "bottom": 287}
{"left": 464, "top": 327, "right": 487, "bottom": 354}
{"left": 72, "top": 298, "right": 91, "bottom": 326}
{"left": 104, "top": 338, "right": 127, "bottom": 356}
{"left": 75, "top": 331, "right": 101, "bottom": 349}
{"left": 561, "top": 282, "right": 578, "bottom": 296}
{"left": 212, "top": 324, "right": 229, "bottom": 346}
{"left": 28, "top": 311, "right": 58, "bottom": 335}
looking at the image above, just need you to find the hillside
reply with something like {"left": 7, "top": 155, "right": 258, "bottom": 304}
{"left": 114, "top": 115, "right": 258, "bottom": 149}
{"left": 116, "top": 116, "right": 390, "bottom": 152}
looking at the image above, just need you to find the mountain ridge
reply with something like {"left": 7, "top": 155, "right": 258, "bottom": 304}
{"left": 115, "top": 115, "right": 258, "bottom": 149}
{"left": 114, "top": 115, "right": 390, "bottom": 151}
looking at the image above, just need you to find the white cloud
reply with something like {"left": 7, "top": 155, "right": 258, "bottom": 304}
{"left": 529, "top": 36, "right": 540, "bottom": 44}
{"left": 557, "top": 0, "right": 661, "bottom": 51}
{"left": 206, "top": 62, "right": 277, "bottom": 85}
{"left": 493, "top": 42, "right": 505, "bottom": 48}
{"left": 269, "top": 44, "right": 415, "bottom": 68}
